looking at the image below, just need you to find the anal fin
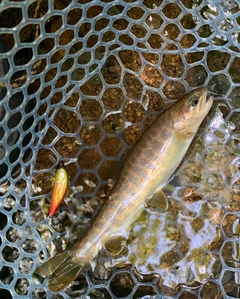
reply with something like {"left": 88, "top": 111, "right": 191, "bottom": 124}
{"left": 105, "top": 236, "right": 126, "bottom": 256}
{"left": 146, "top": 190, "right": 168, "bottom": 211}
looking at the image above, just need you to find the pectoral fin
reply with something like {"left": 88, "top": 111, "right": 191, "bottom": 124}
{"left": 104, "top": 236, "right": 126, "bottom": 256}
{"left": 145, "top": 190, "right": 168, "bottom": 211}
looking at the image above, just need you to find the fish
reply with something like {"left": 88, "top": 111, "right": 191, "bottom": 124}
{"left": 34, "top": 87, "right": 213, "bottom": 291}
{"left": 49, "top": 162, "right": 68, "bottom": 216}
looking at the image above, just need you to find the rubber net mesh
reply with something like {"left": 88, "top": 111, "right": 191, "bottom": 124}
{"left": 0, "top": 0, "right": 240, "bottom": 298}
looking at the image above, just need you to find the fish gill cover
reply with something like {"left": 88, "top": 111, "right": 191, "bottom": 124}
{"left": 0, "top": 0, "right": 239, "bottom": 298}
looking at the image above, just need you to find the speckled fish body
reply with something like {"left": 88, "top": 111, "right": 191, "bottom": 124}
{"left": 35, "top": 87, "right": 213, "bottom": 291}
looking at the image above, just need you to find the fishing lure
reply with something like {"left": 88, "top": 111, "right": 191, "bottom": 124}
{"left": 49, "top": 162, "right": 68, "bottom": 216}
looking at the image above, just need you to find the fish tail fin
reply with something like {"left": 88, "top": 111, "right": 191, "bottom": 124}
{"left": 34, "top": 250, "right": 86, "bottom": 292}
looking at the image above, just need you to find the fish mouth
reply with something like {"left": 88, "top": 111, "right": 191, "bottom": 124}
{"left": 206, "top": 92, "right": 213, "bottom": 103}
{"left": 204, "top": 91, "right": 214, "bottom": 111}
{"left": 197, "top": 87, "right": 212, "bottom": 104}
{"left": 197, "top": 88, "right": 213, "bottom": 114}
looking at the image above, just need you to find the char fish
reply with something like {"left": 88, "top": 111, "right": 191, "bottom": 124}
{"left": 34, "top": 87, "right": 213, "bottom": 291}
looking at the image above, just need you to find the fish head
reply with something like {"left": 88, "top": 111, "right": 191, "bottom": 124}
{"left": 172, "top": 87, "right": 214, "bottom": 138}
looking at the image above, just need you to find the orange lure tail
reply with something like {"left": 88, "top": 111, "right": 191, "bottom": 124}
{"left": 49, "top": 162, "right": 68, "bottom": 216}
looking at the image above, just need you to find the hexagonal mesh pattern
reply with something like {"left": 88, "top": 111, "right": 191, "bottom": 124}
{"left": 0, "top": 0, "right": 240, "bottom": 298}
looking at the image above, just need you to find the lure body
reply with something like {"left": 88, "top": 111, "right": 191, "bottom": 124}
{"left": 49, "top": 162, "right": 68, "bottom": 216}
{"left": 35, "top": 88, "right": 213, "bottom": 291}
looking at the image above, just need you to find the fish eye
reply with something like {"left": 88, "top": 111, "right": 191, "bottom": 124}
{"left": 193, "top": 99, "right": 199, "bottom": 105}
{"left": 188, "top": 95, "right": 199, "bottom": 107}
